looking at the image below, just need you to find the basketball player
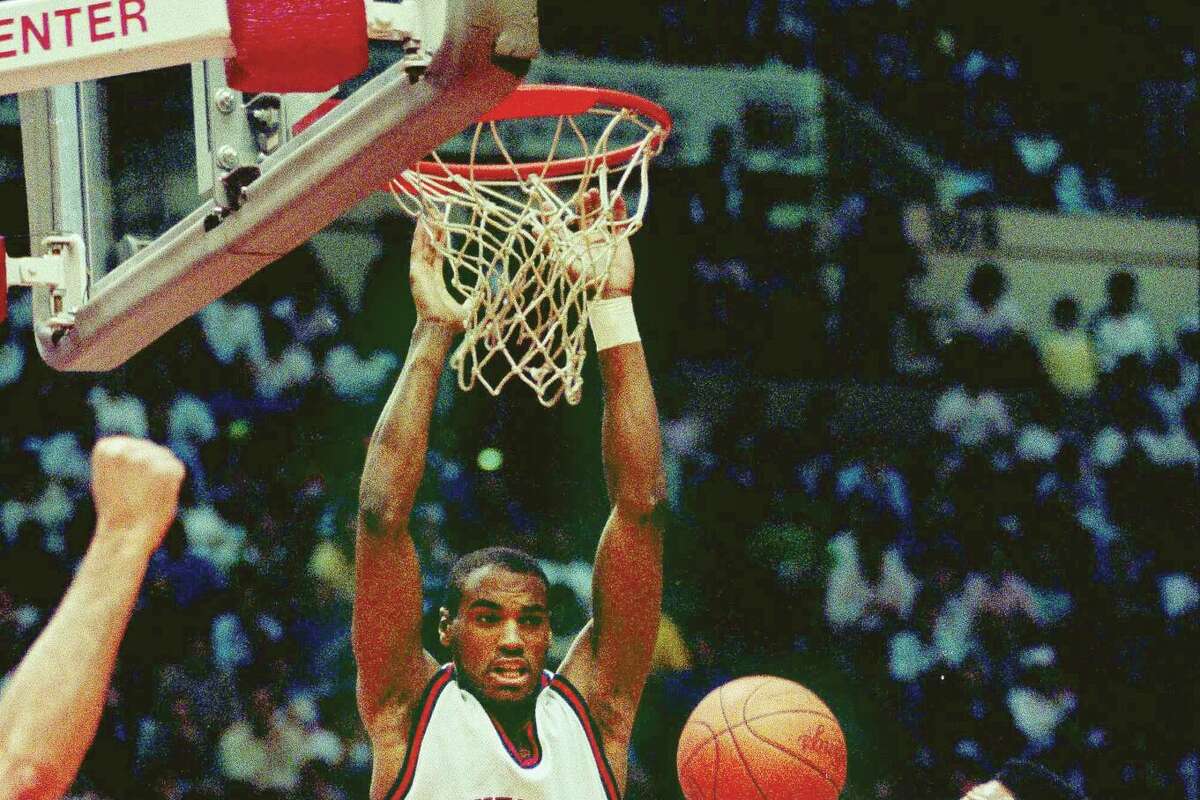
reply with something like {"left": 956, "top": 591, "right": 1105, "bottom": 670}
{"left": 0, "top": 437, "right": 185, "bottom": 800}
{"left": 354, "top": 197, "right": 665, "bottom": 800}
{"left": 961, "top": 760, "right": 1087, "bottom": 800}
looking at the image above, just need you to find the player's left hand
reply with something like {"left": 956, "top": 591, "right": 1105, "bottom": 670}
{"left": 409, "top": 217, "right": 469, "bottom": 331}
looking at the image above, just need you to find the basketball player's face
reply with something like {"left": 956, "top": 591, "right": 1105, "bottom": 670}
{"left": 441, "top": 566, "right": 551, "bottom": 707}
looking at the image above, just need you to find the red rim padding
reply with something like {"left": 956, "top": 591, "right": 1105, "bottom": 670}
{"left": 291, "top": 84, "right": 673, "bottom": 184}
{"left": 226, "top": 0, "right": 367, "bottom": 93}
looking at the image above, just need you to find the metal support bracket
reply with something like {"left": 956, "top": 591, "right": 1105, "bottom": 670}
{"left": 4, "top": 235, "right": 89, "bottom": 333}
{"left": 193, "top": 60, "right": 287, "bottom": 210}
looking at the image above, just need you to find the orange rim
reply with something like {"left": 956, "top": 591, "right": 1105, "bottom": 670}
{"left": 294, "top": 84, "right": 672, "bottom": 190}
{"left": 410, "top": 84, "right": 672, "bottom": 182}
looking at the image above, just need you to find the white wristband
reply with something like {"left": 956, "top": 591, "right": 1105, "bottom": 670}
{"left": 589, "top": 295, "right": 640, "bottom": 351}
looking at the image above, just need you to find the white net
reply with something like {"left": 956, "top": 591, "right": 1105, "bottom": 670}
{"left": 389, "top": 92, "right": 667, "bottom": 407}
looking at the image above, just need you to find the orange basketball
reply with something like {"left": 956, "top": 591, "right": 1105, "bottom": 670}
{"left": 676, "top": 675, "right": 847, "bottom": 800}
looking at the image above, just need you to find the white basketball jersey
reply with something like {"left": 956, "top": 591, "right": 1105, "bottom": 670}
{"left": 383, "top": 664, "right": 621, "bottom": 800}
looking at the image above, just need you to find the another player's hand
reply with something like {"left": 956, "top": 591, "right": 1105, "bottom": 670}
{"left": 568, "top": 188, "right": 635, "bottom": 299}
{"left": 91, "top": 436, "right": 185, "bottom": 553}
{"left": 409, "top": 218, "right": 468, "bottom": 331}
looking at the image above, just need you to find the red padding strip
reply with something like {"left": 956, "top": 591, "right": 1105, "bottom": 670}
{"left": 226, "top": 0, "right": 367, "bottom": 93}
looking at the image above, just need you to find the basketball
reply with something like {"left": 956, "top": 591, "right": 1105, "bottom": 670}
{"left": 677, "top": 675, "right": 847, "bottom": 800}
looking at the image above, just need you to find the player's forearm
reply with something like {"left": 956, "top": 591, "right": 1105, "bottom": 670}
{"left": 598, "top": 342, "right": 666, "bottom": 518}
{"left": 0, "top": 530, "right": 152, "bottom": 795}
{"left": 588, "top": 339, "right": 665, "bottom": 714}
{"left": 359, "top": 320, "right": 456, "bottom": 531}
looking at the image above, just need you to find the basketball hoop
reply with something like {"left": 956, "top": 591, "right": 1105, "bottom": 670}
{"left": 389, "top": 84, "right": 672, "bottom": 407}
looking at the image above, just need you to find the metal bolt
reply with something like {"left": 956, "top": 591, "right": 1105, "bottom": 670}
{"left": 252, "top": 107, "right": 280, "bottom": 129}
{"left": 216, "top": 146, "right": 240, "bottom": 171}
{"left": 215, "top": 89, "right": 236, "bottom": 114}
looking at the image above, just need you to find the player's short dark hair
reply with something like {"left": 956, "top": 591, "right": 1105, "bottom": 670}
{"left": 996, "top": 760, "right": 1086, "bottom": 800}
{"left": 442, "top": 546, "right": 549, "bottom": 618}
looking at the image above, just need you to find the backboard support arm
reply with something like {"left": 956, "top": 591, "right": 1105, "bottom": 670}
{"left": 15, "top": 0, "right": 538, "bottom": 371}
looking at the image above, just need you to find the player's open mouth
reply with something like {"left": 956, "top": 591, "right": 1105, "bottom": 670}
{"left": 489, "top": 662, "right": 529, "bottom": 684}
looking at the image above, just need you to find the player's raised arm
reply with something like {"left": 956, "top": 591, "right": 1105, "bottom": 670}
{"left": 353, "top": 221, "right": 464, "bottom": 737}
{"left": 559, "top": 191, "right": 667, "bottom": 759}
{"left": 0, "top": 437, "right": 184, "bottom": 800}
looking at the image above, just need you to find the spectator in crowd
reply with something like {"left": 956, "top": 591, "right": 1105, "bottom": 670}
{"left": 1090, "top": 270, "right": 1159, "bottom": 372}
{"left": 1147, "top": 335, "right": 1196, "bottom": 431}
{"left": 952, "top": 262, "right": 1023, "bottom": 348}
{"left": 180, "top": 503, "right": 246, "bottom": 577}
{"left": 0, "top": 337, "right": 24, "bottom": 389}
{"left": 198, "top": 297, "right": 267, "bottom": 369}
{"left": 321, "top": 343, "right": 398, "bottom": 404}
{"left": 253, "top": 315, "right": 316, "bottom": 404}
{"left": 1173, "top": 315, "right": 1200, "bottom": 406}
{"left": 165, "top": 393, "right": 219, "bottom": 502}
{"left": 1004, "top": 646, "right": 1077, "bottom": 753}
{"left": 217, "top": 685, "right": 334, "bottom": 797}
{"left": 1038, "top": 296, "right": 1098, "bottom": 399}
{"left": 834, "top": 442, "right": 914, "bottom": 538}
{"left": 933, "top": 337, "right": 1014, "bottom": 449}
{"left": 88, "top": 384, "right": 150, "bottom": 441}
{"left": 824, "top": 528, "right": 919, "bottom": 632}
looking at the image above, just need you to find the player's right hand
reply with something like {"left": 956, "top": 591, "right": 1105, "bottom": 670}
{"left": 91, "top": 436, "right": 185, "bottom": 553}
{"left": 409, "top": 218, "right": 469, "bottom": 331}
{"left": 565, "top": 188, "right": 636, "bottom": 298}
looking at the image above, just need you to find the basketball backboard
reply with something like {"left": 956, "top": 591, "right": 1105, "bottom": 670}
{"left": 20, "top": 66, "right": 201, "bottom": 282}
{"left": 6, "top": 0, "right": 539, "bottom": 371}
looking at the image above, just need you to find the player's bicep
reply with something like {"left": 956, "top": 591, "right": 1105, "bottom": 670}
{"left": 568, "top": 507, "right": 663, "bottom": 724}
{"left": 352, "top": 515, "right": 437, "bottom": 731}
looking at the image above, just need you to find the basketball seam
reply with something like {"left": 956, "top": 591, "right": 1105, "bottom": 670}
{"left": 710, "top": 721, "right": 720, "bottom": 800}
{"left": 739, "top": 678, "right": 783, "bottom": 800}
{"left": 740, "top": 716, "right": 841, "bottom": 794}
{"left": 741, "top": 677, "right": 775, "bottom": 726}
{"left": 718, "top": 683, "right": 769, "bottom": 800}
{"left": 679, "top": 719, "right": 719, "bottom": 773}
{"left": 682, "top": 708, "right": 839, "bottom": 757}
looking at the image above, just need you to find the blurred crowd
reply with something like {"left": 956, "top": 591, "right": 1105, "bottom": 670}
{"left": 626, "top": 167, "right": 1198, "bottom": 798}
{"left": 808, "top": 263, "right": 1200, "bottom": 798}
{"left": 1, "top": 262, "right": 380, "bottom": 800}
{"left": 548, "top": 0, "right": 1197, "bottom": 217}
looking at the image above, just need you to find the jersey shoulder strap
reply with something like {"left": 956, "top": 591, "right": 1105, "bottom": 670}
{"left": 384, "top": 663, "right": 455, "bottom": 800}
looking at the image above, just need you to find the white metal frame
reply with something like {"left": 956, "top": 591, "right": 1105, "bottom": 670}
{"left": 7, "top": 0, "right": 538, "bottom": 371}
{"left": 3, "top": 235, "right": 87, "bottom": 332}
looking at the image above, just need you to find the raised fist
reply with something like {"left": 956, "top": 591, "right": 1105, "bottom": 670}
{"left": 91, "top": 436, "right": 185, "bottom": 553}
